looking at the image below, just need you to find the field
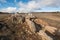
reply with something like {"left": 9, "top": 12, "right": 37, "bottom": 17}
{"left": 0, "top": 12, "right": 60, "bottom": 40}
{"left": 32, "top": 12, "right": 60, "bottom": 28}
{"left": 0, "top": 12, "right": 60, "bottom": 28}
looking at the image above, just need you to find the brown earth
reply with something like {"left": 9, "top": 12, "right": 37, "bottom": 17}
{"left": 0, "top": 12, "right": 60, "bottom": 40}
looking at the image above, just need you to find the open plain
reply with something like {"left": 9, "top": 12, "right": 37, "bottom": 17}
{"left": 0, "top": 12, "right": 60, "bottom": 40}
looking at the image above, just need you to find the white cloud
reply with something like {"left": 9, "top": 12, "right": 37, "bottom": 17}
{"left": 32, "top": 0, "right": 60, "bottom": 7}
{"left": 0, "top": 0, "right": 7, "bottom": 3}
{"left": 0, "top": 7, "right": 17, "bottom": 13}
{"left": 17, "top": 0, "right": 60, "bottom": 13}
{"left": 0, "top": 0, "right": 60, "bottom": 13}
{"left": 17, "top": 1, "right": 40, "bottom": 13}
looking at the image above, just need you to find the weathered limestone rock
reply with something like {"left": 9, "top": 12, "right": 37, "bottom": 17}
{"left": 38, "top": 30, "right": 53, "bottom": 40}
{"left": 0, "top": 14, "right": 59, "bottom": 40}
{"left": 25, "top": 16, "right": 36, "bottom": 33}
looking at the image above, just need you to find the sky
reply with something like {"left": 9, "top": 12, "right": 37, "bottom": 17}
{"left": 0, "top": 0, "right": 60, "bottom": 13}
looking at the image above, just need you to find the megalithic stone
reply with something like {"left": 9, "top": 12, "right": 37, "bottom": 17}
{"left": 34, "top": 19, "right": 49, "bottom": 26}
{"left": 55, "top": 29, "right": 60, "bottom": 36}
{"left": 38, "top": 30, "right": 53, "bottom": 40}
{"left": 45, "top": 26, "right": 57, "bottom": 35}
{"left": 34, "top": 18, "right": 57, "bottom": 34}
{"left": 25, "top": 18, "right": 36, "bottom": 33}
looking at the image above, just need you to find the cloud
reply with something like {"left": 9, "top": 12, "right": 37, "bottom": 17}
{"left": 17, "top": 1, "right": 40, "bottom": 13}
{"left": 0, "top": 0, "right": 7, "bottom": 3}
{"left": 0, "top": 7, "right": 17, "bottom": 13}
{"left": 0, "top": 0, "right": 60, "bottom": 13}
{"left": 17, "top": 0, "right": 60, "bottom": 13}
{"left": 32, "top": 0, "right": 60, "bottom": 7}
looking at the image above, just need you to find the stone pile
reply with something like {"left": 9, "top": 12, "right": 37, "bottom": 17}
{"left": 0, "top": 14, "right": 60, "bottom": 40}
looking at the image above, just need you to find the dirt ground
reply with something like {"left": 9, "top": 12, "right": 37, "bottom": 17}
{"left": 0, "top": 12, "right": 60, "bottom": 40}
{"left": 0, "top": 12, "right": 60, "bottom": 28}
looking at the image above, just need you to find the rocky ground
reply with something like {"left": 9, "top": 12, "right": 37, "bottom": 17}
{"left": 0, "top": 13, "right": 60, "bottom": 40}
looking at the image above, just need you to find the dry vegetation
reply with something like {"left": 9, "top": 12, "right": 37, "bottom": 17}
{"left": 0, "top": 12, "right": 60, "bottom": 40}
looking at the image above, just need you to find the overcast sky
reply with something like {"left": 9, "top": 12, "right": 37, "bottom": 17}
{"left": 0, "top": 0, "right": 60, "bottom": 13}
